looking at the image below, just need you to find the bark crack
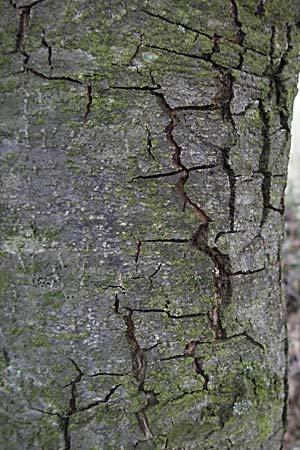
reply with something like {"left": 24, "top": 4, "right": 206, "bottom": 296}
{"left": 229, "top": 0, "right": 246, "bottom": 45}
{"left": 258, "top": 99, "right": 272, "bottom": 227}
{"left": 15, "top": 5, "right": 31, "bottom": 65}
{"left": 84, "top": 82, "right": 93, "bottom": 124}
{"left": 145, "top": 127, "right": 156, "bottom": 161}
{"left": 17, "top": 66, "right": 83, "bottom": 84}
{"left": 214, "top": 69, "right": 237, "bottom": 231}
{"left": 255, "top": 0, "right": 266, "bottom": 17}
{"left": 41, "top": 28, "right": 53, "bottom": 71}
{"left": 141, "top": 9, "right": 267, "bottom": 58}
{"left": 123, "top": 308, "right": 156, "bottom": 440}
{"left": 259, "top": 24, "right": 293, "bottom": 226}
{"left": 30, "top": 358, "right": 121, "bottom": 449}
{"left": 128, "top": 306, "right": 207, "bottom": 320}
{"left": 145, "top": 44, "right": 211, "bottom": 63}
{"left": 192, "top": 225, "right": 232, "bottom": 339}
{"left": 273, "top": 24, "right": 293, "bottom": 132}
{"left": 129, "top": 33, "right": 144, "bottom": 66}
{"left": 230, "top": 267, "right": 265, "bottom": 276}
{"left": 148, "top": 263, "right": 162, "bottom": 286}
{"left": 151, "top": 90, "right": 210, "bottom": 222}
{"left": 184, "top": 341, "right": 210, "bottom": 389}
{"left": 130, "top": 164, "right": 218, "bottom": 182}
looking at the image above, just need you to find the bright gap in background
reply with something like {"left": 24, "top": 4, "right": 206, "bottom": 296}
{"left": 284, "top": 77, "right": 300, "bottom": 450}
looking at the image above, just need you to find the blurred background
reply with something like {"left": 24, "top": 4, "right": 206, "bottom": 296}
{"left": 283, "top": 78, "right": 300, "bottom": 450}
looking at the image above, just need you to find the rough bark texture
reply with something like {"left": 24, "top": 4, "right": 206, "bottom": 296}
{"left": 1, "top": 1, "right": 300, "bottom": 449}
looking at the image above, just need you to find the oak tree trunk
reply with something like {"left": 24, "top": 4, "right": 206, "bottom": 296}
{"left": 1, "top": 1, "right": 300, "bottom": 449}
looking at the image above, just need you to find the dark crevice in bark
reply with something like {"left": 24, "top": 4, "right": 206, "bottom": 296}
{"left": 131, "top": 168, "right": 183, "bottom": 182}
{"left": 212, "top": 33, "right": 221, "bottom": 55}
{"left": 141, "top": 9, "right": 267, "bottom": 57}
{"left": 257, "top": 23, "right": 294, "bottom": 229}
{"left": 145, "top": 44, "right": 212, "bottom": 64}
{"left": 41, "top": 28, "right": 53, "bottom": 71}
{"left": 31, "top": 359, "right": 120, "bottom": 449}
{"left": 141, "top": 9, "right": 211, "bottom": 39}
{"left": 194, "top": 357, "right": 209, "bottom": 390}
{"left": 175, "top": 105, "right": 218, "bottom": 112}
{"left": 214, "top": 69, "right": 237, "bottom": 231}
{"left": 130, "top": 164, "right": 218, "bottom": 182}
{"left": 144, "top": 44, "right": 257, "bottom": 75}
{"left": 207, "top": 247, "right": 233, "bottom": 309}
{"left": 2, "top": 348, "right": 10, "bottom": 366}
{"left": 103, "top": 284, "right": 126, "bottom": 292}
{"left": 130, "top": 81, "right": 235, "bottom": 339}
{"left": 160, "top": 327, "right": 265, "bottom": 363}
{"left": 148, "top": 263, "right": 162, "bottom": 285}
{"left": 255, "top": 0, "right": 266, "bottom": 17}
{"left": 12, "top": 0, "right": 48, "bottom": 68}
{"left": 229, "top": 0, "right": 246, "bottom": 45}
{"left": 83, "top": 82, "right": 93, "bottom": 125}
{"left": 134, "top": 238, "right": 190, "bottom": 265}
{"left": 184, "top": 341, "right": 210, "bottom": 389}
{"left": 60, "top": 358, "right": 84, "bottom": 449}
{"left": 114, "top": 293, "right": 120, "bottom": 313}
{"left": 135, "top": 239, "right": 142, "bottom": 264}
{"left": 215, "top": 229, "right": 244, "bottom": 243}
{"left": 145, "top": 127, "right": 156, "bottom": 161}
{"left": 220, "top": 147, "right": 236, "bottom": 231}
{"left": 110, "top": 85, "right": 159, "bottom": 91}
{"left": 21, "top": 66, "right": 83, "bottom": 84}
{"left": 15, "top": 6, "right": 31, "bottom": 65}
{"left": 184, "top": 331, "right": 265, "bottom": 354}
{"left": 144, "top": 342, "right": 161, "bottom": 352}
{"left": 237, "top": 48, "right": 247, "bottom": 71}
{"left": 123, "top": 308, "right": 154, "bottom": 440}
{"left": 230, "top": 267, "right": 265, "bottom": 276}
{"left": 207, "top": 305, "right": 227, "bottom": 339}
{"left": 151, "top": 90, "right": 210, "bottom": 222}
{"left": 160, "top": 354, "right": 185, "bottom": 362}
{"left": 127, "top": 306, "right": 207, "bottom": 320}
{"left": 272, "top": 24, "right": 293, "bottom": 132}
{"left": 235, "top": 332, "right": 265, "bottom": 351}
{"left": 258, "top": 99, "right": 272, "bottom": 227}
{"left": 142, "top": 79, "right": 234, "bottom": 341}
{"left": 191, "top": 225, "right": 232, "bottom": 339}
{"left": 267, "top": 205, "right": 284, "bottom": 215}
{"left": 129, "top": 33, "right": 144, "bottom": 66}
{"left": 30, "top": 405, "right": 60, "bottom": 417}
{"left": 160, "top": 389, "right": 204, "bottom": 408}
{"left": 78, "top": 384, "right": 121, "bottom": 412}
{"left": 124, "top": 308, "right": 146, "bottom": 393}
{"left": 89, "top": 371, "right": 126, "bottom": 377}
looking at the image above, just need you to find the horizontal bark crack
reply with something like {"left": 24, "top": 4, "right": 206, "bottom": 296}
{"left": 20, "top": 66, "right": 83, "bottom": 84}
{"left": 141, "top": 8, "right": 268, "bottom": 57}
{"left": 127, "top": 306, "right": 207, "bottom": 320}
{"left": 130, "top": 164, "right": 218, "bottom": 182}
{"left": 230, "top": 267, "right": 265, "bottom": 276}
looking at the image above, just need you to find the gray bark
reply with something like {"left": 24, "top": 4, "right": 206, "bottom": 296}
{"left": 1, "top": 1, "right": 300, "bottom": 449}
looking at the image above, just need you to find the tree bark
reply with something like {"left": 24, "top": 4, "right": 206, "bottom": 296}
{"left": 1, "top": 1, "right": 300, "bottom": 449}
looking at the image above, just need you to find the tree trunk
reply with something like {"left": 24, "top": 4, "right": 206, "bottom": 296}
{"left": 1, "top": 1, "right": 300, "bottom": 449}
